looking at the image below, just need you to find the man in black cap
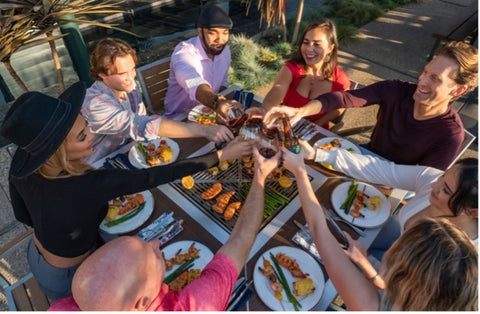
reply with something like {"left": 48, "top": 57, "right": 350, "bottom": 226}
{"left": 164, "top": 4, "right": 236, "bottom": 119}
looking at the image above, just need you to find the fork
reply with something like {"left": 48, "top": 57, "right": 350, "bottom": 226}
{"left": 324, "top": 208, "right": 366, "bottom": 237}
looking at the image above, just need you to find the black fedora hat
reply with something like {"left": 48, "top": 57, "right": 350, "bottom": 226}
{"left": 0, "top": 81, "right": 86, "bottom": 178}
{"left": 197, "top": 4, "right": 233, "bottom": 29}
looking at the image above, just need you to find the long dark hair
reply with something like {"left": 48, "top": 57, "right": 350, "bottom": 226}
{"left": 449, "top": 158, "right": 477, "bottom": 216}
{"left": 289, "top": 18, "right": 339, "bottom": 80}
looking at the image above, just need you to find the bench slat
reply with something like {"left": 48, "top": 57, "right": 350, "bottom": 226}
{"left": 26, "top": 276, "right": 50, "bottom": 310}
{"left": 11, "top": 283, "right": 34, "bottom": 311}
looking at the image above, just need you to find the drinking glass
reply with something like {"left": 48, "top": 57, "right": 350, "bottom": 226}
{"left": 258, "top": 133, "right": 280, "bottom": 158}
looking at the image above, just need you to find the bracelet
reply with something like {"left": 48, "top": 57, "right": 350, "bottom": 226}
{"left": 368, "top": 273, "right": 380, "bottom": 282}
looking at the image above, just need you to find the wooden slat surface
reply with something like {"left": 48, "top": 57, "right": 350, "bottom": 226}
{"left": 11, "top": 283, "right": 33, "bottom": 311}
{"left": 26, "top": 276, "right": 50, "bottom": 310}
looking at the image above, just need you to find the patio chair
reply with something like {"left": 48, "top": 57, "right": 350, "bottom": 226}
{"left": 136, "top": 57, "right": 171, "bottom": 115}
{"left": 0, "top": 226, "right": 51, "bottom": 311}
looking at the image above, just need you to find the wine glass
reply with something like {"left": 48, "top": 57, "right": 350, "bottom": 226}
{"left": 258, "top": 133, "right": 280, "bottom": 158}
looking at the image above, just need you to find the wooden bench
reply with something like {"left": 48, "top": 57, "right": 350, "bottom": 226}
{"left": 136, "top": 57, "right": 171, "bottom": 114}
{"left": 427, "top": 8, "right": 478, "bottom": 60}
{"left": 0, "top": 227, "right": 52, "bottom": 311}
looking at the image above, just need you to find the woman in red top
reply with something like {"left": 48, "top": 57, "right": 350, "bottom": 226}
{"left": 261, "top": 19, "right": 350, "bottom": 129}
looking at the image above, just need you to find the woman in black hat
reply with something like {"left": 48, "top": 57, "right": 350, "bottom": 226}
{"left": 0, "top": 82, "right": 256, "bottom": 300}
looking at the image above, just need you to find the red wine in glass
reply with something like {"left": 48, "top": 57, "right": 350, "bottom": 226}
{"left": 259, "top": 147, "right": 277, "bottom": 158}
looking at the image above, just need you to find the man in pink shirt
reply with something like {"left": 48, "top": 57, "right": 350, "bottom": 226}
{"left": 48, "top": 147, "right": 281, "bottom": 311}
{"left": 164, "top": 4, "right": 235, "bottom": 119}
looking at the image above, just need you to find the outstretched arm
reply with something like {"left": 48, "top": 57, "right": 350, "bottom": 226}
{"left": 282, "top": 147, "right": 380, "bottom": 310}
{"left": 218, "top": 147, "right": 281, "bottom": 272}
{"left": 157, "top": 118, "right": 234, "bottom": 143}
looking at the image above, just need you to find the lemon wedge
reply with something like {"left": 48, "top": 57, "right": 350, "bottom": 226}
{"left": 181, "top": 176, "right": 195, "bottom": 190}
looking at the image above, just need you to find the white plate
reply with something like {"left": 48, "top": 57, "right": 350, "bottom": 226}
{"left": 188, "top": 104, "right": 216, "bottom": 124}
{"left": 162, "top": 241, "right": 214, "bottom": 277}
{"left": 100, "top": 190, "right": 154, "bottom": 234}
{"left": 253, "top": 246, "right": 324, "bottom": 311}
{"left": 331, "top": 181, "right": 390, "bottom": 228}
{"left": 314, "top": 137, "right": 361, "bottom": 155}
{"left": 128, "top": 138, "right": 180, "bottom": 169}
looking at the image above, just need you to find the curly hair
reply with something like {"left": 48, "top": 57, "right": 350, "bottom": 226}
{"left": 380, "top": 218, "right": 478, "bottom": 310}
{"left": 89, "top": 37, "right": 137, "bottom": 81}
{"left": 434, "top": 41, "right": 478, "bottom": 100}
{"left": 289, "top": 19, "right": 339, "bottom": 80}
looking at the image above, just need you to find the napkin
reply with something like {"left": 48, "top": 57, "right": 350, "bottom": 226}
{"left": 103, "top": 153, "right": 136, "bottom": 169}
{"left": 138, "top": 212, "right": 184, "bottom": 245}
{"left": 292, "top": 229, "right": 323, "bottom": 264}
{"left": 233, "top": 89, "right": 254, "bottom": 109}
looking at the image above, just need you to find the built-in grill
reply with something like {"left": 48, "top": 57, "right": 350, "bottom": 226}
{"left": 169, "top": 159, "right": 312, "bottom": 233}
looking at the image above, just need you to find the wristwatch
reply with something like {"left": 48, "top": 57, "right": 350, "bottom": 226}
{"left": 212, "top": 94, "right": 227, "bottom": 111}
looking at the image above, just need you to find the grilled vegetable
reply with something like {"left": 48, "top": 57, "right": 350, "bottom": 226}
{"left": 270, "top": 253, "right": 302, "bottom": 311}
{"left": 340, "top": 181, "right": 358, "bottom": 214}
{"left": 105, "top": 202, "right": 145, "bottom": 227}
{"left": 163, "top": 257, "right": 197, "bottom": 284}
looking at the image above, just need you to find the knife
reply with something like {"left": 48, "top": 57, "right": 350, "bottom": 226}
{"left": 325, "top": 215, "right": 349, "bottom": 250}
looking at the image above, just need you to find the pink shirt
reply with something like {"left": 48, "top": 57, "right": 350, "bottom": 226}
{"left": 163, "top": 36, "right": 230, "bottom": 119}
{"left": 48, "top": 253, "right": 238, "bottom": 311}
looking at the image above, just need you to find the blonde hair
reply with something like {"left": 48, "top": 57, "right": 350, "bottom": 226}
{"left": 38, "top": 141, "right": 93, "bottom": 179}
{"left": 381, "top": 218, "right": 478, "bottom": 310}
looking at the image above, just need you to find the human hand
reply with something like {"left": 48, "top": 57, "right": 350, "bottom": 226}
{"left": 299, "top": 139, "right": 316, "bottom": 160}
{"left": 343, "top": 232, "right": 368, "bottom": 264}
{"left": 252, "top": 146, "right": 281, "bottom": 182}
{"left": 217, "top": 137, "right": 257, "bottom": 162}
{"left": 281, "top": 146, "right": 306, "bottom": 176}
{"left": 263, "top": 106, "right": 303, "bottom": 126}
{"left": 202, "top": 124, "right": 234, "bottom": 142}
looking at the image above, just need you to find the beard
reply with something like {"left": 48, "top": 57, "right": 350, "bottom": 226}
{"left": 200, "top": 29, "right": 227, "bottom": 56}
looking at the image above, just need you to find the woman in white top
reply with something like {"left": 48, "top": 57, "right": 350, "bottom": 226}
{"left": 301, "top": 140, "right": 478, "bottom": 242}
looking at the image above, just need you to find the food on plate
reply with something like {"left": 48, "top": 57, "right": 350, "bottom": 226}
{"left": 137, "top": 140, "right": 174, "bottom": 166}
{"left": 207, "top": 166, "right": 219, "bottom": 176}
{"left": 223, "top": 201, "right": 242, "bottom": 221}
{"left": 162, "top": 242, "right": 200, "bottom": 271}
{"left": 181, "top": 176, "right": 195, "bottom": 190}
{"left": 106, "top": 193, "right": 145, "bottom": 222}
{"left": 201, "top": 182, "right": 223, "bottom": 200}
{"left": 278, "top": 176, "right": 292, "bottom": 188}
{"left": 258, "top": 258, "right": 284, "bottom": 301}
{"left": 340, "top": 181, "right": 359, "bottom": 214}
{"left": 366, "top": 195, "right": 382, "bottom": 211}
{"left": 293, "top": 278, "right": 315, "bottom": 296}
{"left": 162, "top": 243, "right": 202, "bottom": 291}
{"left": 318, "top": 138, "right": 342, "bottom": 150}
{"left": 212, "top": 191, "right": 235, "bottom": 214}
{"left": 193, "top": 114, "right": 216, "bottom": 125}
{"left": 106, "top": 205, "right": 120, "bottom": 221}
{"left": 276, "top": 252, "right": 309, "bottom": 278}
{"left": 118, "top": 193, "right": 145, "bottom": 215}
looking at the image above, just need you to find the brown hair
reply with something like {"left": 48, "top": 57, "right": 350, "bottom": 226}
{"left": 89, "top": 37, "right": 137, "bottom": 81}
{"left": 289, "top": 19, "right": 339, "bottom": 80}
{"left": 380, "top": 218, "right": 478, "bottom": 310}
{"left": 434, "top": 41, "right": 478, "bottom": 100}
{"left": 38, "top": 141, "right": 93, "bottom": 178}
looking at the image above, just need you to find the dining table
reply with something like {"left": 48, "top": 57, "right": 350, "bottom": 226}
{"left": 92, "top": 85, "right": 407, "bottom": 311}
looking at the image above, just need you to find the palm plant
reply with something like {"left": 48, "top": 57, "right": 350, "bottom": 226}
{"left": 0, "top": 0, "right": 137, "bottom": 93}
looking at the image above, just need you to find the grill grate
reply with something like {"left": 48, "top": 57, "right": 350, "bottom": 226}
{"left": 169, "top": 159, "right": 312, "bottom": 233}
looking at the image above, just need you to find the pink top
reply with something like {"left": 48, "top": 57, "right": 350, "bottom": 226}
{"left": 283, "top": 61, "right": 350, "bottom": 129}
{"left": 48, "top": 253, "right": 238, "bottom": 311}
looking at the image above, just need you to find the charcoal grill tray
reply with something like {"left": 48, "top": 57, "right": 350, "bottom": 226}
{"left": 169, "top": 159, "right": 312, "bottom": 233}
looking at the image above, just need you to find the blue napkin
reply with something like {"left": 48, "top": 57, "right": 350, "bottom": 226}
{"left": 233, "top": 89, "right": 254, "bottom": 109}
{"left": 232, "top": 288, "right": 253, "bottom": 311}
{"left": 103, "top": 153, "right": 136, "bottom": 169}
